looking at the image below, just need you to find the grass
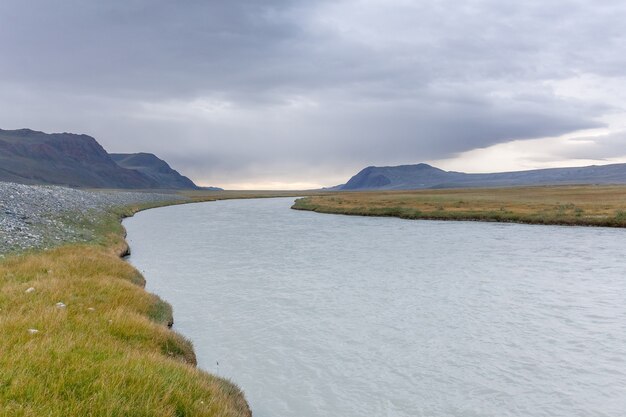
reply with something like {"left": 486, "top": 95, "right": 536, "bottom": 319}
{"left": 180, "top": 189, "right": 327, "bottom": 202}
{"left": 0, "top": 195, "right": 252, "bottom": 417}
{"left": 292, "top": 185, "right": 626, "bottom": 227}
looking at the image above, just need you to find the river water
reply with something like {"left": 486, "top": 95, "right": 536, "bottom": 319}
{"left": 124, "top": 198, "right": 626, "bottom": 417}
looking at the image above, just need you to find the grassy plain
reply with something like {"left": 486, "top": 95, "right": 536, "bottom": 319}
{"left": 180, "top": 189, "right": 326, "bottom": 202}
{"left": 292, "top": 185, "right": 626, "bottom": 227}
{"left": 0, "top": 196, "right": 253, "bottom": 417}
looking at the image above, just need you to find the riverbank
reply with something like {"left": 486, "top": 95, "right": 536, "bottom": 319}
{"left": 0, "top": 182, "right": 189, "bottom": 257}
{"left": 292, "top": 185, "right": 626, "bottom": 227}
{"left": 0, "top": 183, "right": 252, "bottom": 416}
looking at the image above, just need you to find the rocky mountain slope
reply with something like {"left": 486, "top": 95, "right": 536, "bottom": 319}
{"left": 0, "top": 129, "right": 199, "bottom": 189}
{"left": 339, "top": 163, "right": 626, "bottom": 190}
{"left": 111, "top": 153, "right": 198, "bottom": 190}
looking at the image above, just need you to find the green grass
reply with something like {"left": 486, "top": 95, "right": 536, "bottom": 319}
{"left": 0, "top": 195, "right": 252, "bottom": 417}
{"left": 292, "top": 185, "right": 626, "bottom": 227}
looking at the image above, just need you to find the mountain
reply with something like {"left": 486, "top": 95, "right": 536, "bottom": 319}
{"left": 339, "top": 163, "right": 626, "bottom": 190}
{"left": 0, "top": 128, "right": 198, "bottom": 189}
{"left": 0, "top": 128, "right": 158, "bottom": 188}
{"left": 110, "top": 153, "right": 198, "bottom": 190}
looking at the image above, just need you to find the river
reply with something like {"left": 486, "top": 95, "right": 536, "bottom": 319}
{"left": 124, "top": 197, "right": 626, "bottom": 417}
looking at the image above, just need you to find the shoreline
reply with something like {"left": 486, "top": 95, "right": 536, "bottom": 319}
{"left": 291, "top": 186, "right": 626, "bottom": 229}
{"left": 109, "top": 199, "right": 254, "bottom": 412}
{"left": 0, "top": 190, "right": 253, "bottom": 416}
{"left": 291, "top": 203, "right": 626, "bottom": 229}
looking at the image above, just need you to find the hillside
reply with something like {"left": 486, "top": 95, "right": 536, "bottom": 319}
{"left": 0, "top": 129, "right": 198, "bottom": 189}
{"left": 111, "top": 153, "right": 198, "bottom": 190}
{"left": 339, "top": 163, "right": 626, "bottom": 190}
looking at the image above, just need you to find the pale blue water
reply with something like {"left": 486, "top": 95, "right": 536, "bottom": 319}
{"left": 124, "top": 198, "right": 626, "bottom": 417}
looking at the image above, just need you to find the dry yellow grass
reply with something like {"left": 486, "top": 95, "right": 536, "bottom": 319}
{"left": 180, "top": 189, "right": 328, "bottom": 202}
{"left": 293, "top": 185, "right": 626, "bottom": 227}
{"left": 0, "top": 244, "right": 250, "bottom": 417}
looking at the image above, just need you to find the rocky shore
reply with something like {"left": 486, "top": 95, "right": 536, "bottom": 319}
{"left": 0, "top": 182, "right": 252, "bottom": 416}
{"left": 0, "top": 181, "right": 183, "bottom": 256}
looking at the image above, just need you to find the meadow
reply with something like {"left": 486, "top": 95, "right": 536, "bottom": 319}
{"left": 292, "top": 185, "right": 626, "bottom": 227}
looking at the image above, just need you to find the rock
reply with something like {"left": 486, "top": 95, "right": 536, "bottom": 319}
{"left": 0, "top": 181, "right": 184, "bottom": 256}
{"left": 25, "top": 287, "right": 35, "bottom": 293}
{"left": 55, "top": 302, "right": 66, "bottom": 309}
{"left": 27, "top": 328, "right": 39, "bottom": 334}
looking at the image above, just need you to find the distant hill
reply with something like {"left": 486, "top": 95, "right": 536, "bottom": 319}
{"left": 0, "top": 128, "right": 199, "bottom": 189}
{"left": 339, "top": 163, "right": 626, "bottom": 190}
{"left": 110, "top": 153, "right": 198, "bottom": 190}
{"left": 198, "top": 186, "right": 225, "bottom": 191}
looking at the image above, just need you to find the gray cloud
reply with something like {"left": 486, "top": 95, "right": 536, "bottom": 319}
{"left": 1, "top": 0, "right": 625, "bottom": 187}
{"left": 556, "top": 131, "right": 626, "bottom": 160}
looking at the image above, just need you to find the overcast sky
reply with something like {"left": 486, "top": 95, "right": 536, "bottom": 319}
{"left": 1, "top": 1, "right": 626, "bottom": 189}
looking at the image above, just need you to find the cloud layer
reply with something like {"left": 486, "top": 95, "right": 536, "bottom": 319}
{"left": 1, "top": 0, "right": 625, "bottom": 187}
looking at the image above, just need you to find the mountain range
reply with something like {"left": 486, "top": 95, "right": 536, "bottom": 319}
{"left": 338, "top": 163, "right": 626, "bottom": 190}
{"left": 5, "top": 127, "right": 626, "bottom": 191}
{"left": 0, "top": 128, "right": 213, "bottom": 190}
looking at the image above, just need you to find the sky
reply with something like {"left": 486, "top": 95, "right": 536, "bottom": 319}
{"left": 1, "top": 1, "right": 626, "bottom": 189}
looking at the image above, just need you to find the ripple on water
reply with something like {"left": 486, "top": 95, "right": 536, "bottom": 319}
{"left": 125, "top": 198, "right": 626, "bottom": 417}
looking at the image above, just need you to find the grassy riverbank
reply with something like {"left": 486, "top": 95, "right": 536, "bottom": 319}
{"left": 0, "top": 196, "right": 251, "bottom": 416}
{"left": 292, "top": 185, "right": 626, "bottom": 227}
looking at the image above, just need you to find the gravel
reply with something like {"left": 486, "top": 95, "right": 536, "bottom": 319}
{"left": 0, "top": 182, "right": 183, "bottom": 256}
